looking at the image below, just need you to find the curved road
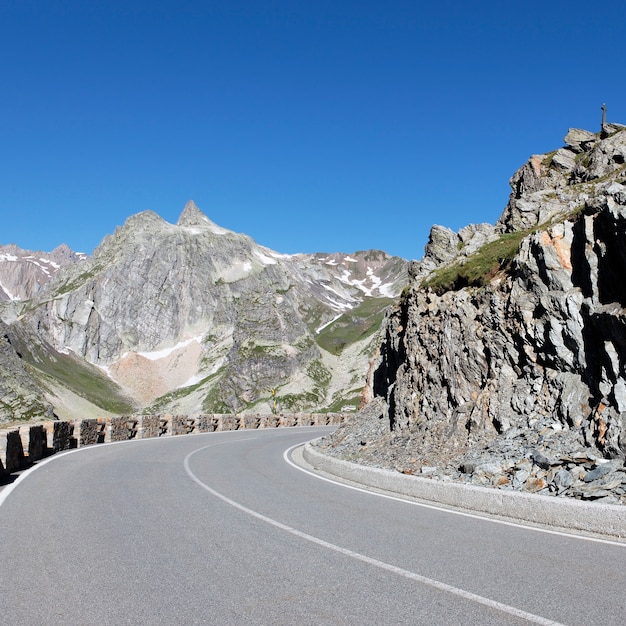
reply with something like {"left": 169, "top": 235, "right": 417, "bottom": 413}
{"left": 1, "top": 427, "right": 625, "bottom": 625}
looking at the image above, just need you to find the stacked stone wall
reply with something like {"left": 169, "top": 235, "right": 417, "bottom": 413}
{"left": 0, "top": 413, "right": 345, "bottom": 478}
{"left": 53, "top": 421, "right": 75, "bottom": 452}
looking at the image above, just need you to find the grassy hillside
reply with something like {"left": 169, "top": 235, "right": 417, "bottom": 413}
{"left": 8, "top": 325, "right": 136, "bottom": 415}
{"left": 315, "top": 297, "right": 394, "bottom": 355}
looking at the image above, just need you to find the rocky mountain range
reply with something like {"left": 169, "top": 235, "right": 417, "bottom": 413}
{"left": 0, "top": 202, "right": 408, "bottom": 422}
{"left": 318, "top": 120, "right": 626, "bottom": 505}
{"left": 0, "top": 243, "right": 86, "bottom": 302}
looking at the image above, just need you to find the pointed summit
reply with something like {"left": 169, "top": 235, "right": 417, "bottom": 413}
{"left": 177, "top": 200, "right": 230, "bottom": 235}
{"left": 177, "top": 200, "right": 206, "bottom": 226}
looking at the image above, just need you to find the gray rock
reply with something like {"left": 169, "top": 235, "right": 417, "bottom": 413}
{"left": 550, "top": 149, "right": 576, "bottom": 173}
{"left": 553, "top": 469, "right": 574, "bottom": 491}
{"left": 458, "top": 223, "right": 497, "bottom": 256}
{"left": 0, "top": 243, "right": 85, "bottom": 303}
{"left": 321, "top": 123, "right": 626, "bottom": 506}
{"left": 531, "top": 450, "right": 553, "bottom": 470}
{"left": 513, "top": 468, "right": 530, "bottom": 487}
{"left": 424, "top": 225, "right": 459, "bottom": 264}
{"left": 584, "top": 464, "right": 615, "bottom": 482}
{"left": 564, "top": 128, "right": 596, "bottom": 153}
{"left": 474, "top": 462, "right": 503, "bottom": 476}
{"left": 0, "top": 320, "right": 56, "bottom": 422}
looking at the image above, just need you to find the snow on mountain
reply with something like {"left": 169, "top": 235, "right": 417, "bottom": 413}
{"left": 0, "top": 201, "right": 409, "bottom": 420}
{"left": 0, "top": 243, "right": 86, "bottom": 302}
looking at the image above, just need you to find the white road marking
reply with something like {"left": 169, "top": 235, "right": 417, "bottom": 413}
{"left": 184, "top": 440, "right": 566, "bottom": 626}
{"left": 0, "top": 448, "right": 79, "bottom": 508}
{"left": 0, "top": 428, "right": 326, "bottom": 508}
{"left": 284, "top": 443, "right": 626, "bottom": 548}
{"left": 0, "top": 429, "right": 275, "bottom": 508}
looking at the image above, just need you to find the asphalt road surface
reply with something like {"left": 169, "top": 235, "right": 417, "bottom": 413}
{"left": 1, "top": 427, "right": 625, "bottom": 625}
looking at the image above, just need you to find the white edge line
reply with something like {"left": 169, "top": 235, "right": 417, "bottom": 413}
{"left": 0, "top": 433, "right": 192, "bottom": 508}
{"left": 0, "top": 448, "right": 79, "bottom": 508}
{"left": 184, "top": 439, "right": 565, "bottom": 626}
{"left": 282, "top": 443, "right": 626, "bottom": 549}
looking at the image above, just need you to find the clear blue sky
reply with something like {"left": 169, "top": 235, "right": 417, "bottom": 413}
{"left": 2, "top": 1, "right": 625, "bottom": 260}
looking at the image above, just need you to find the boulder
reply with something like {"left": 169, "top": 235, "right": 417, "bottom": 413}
{"left": 564, "top": 128, "right": 596, "bottom": 153}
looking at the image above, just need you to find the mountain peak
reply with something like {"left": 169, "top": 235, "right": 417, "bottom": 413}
{"left": 177, "top": 200, "right": 231, "bottom": 235}
{"left": 177, "top": 200, "right": 205, "bottom": 225}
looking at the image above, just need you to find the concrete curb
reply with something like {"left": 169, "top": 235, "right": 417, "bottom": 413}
{"left": 303, "top": 443, "right": 626, "bottom": 539}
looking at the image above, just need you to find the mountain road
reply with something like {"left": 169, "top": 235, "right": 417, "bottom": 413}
{"left": 1, "top": 427, "right": 624, "bottom": 625}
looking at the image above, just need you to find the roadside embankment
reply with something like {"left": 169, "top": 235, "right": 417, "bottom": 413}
{"left": 303, "top": 442, "right": 626, "bottom": 540}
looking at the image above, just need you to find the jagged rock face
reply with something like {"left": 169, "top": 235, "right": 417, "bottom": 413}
{"left": 4, "top": 201, "right": 408, "bottom": 418}
{"left": 497, "top": 124, "right": 626, "bottom": 233}
{"left": 323, "top": 125, "right": 626, "bottom": 503}
{"left": 0, "top": 320, "right": 55, "bottom": 422}
{"left": 0, "top": 243, "right": 85, "bottom": 303}
{"left": 406, "top": 223, "right": 498, "bottom": 283}
{"left": 376, "top": 127, "right": 626, "bottom": 454}
{"left": 375, "top": 194, "right": 626, "bottom": 458}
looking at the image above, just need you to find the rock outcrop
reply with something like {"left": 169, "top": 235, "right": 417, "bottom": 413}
{"left": 319, "top": 124, "right": 626, "bottom": 505}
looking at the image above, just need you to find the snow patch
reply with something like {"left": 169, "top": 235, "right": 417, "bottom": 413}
{"left": 320, "top": 285, "right": 360, "bottom": 310}
{"left": 350, "top": 278, "right": 372, "bottom": 297}
{"left": 0, "top": 280, "right": 18, "bottom": 301}
{"left": 253, "top": 249, "right": 278, "bottom": 265}
{"left": 323, "top": 293, "right": 355, "bottom": 311}
{"left": 202, "top": 216, "right": 230, "bottom": 235}
{"left": 137, "top": 335, "right": 203, "bottom": 361}
{"left": 328, "top": 264, "right": 399, "bottom": 297}
{"left": 316, "top": 313, "right": 344, "bottom": 334}
{"left": 344, "top": 256, "right": 358, "bottom": 263}
{"left": 179, "top": 373, "right": 205, "bottom": 388}
{"left": 243, "top": 261, "right": 252, "bottom": 272}
{"left": 28, "top": 259, "right": 51, "bottom": 275}
{"left": 40, "top": 258, "right": 60, "bottom": 269}
{"left": 335, "top": 269, "right": 353, "bottom": 284}
{"left": 0, "top": 254, "right": 18, "bottom": 262}
{"left": 377, "top": 281, "right": 397, "bottom": 297}
{"left": 321, "top": 282, "right": 352, "bottom": 302}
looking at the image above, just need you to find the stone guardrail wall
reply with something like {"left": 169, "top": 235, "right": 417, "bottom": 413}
{"left": 0, "top": 413, "right": 345, "bottom": 478}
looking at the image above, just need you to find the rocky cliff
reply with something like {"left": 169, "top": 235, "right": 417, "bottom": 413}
{"left": 319, "top": 122, "right": 626, "bottom": 505}
{"left": 0, "top": 202, "right": 408, "bottom": 421}
{"left": 0, "top": 320, "right": 56, "bottom": 422}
